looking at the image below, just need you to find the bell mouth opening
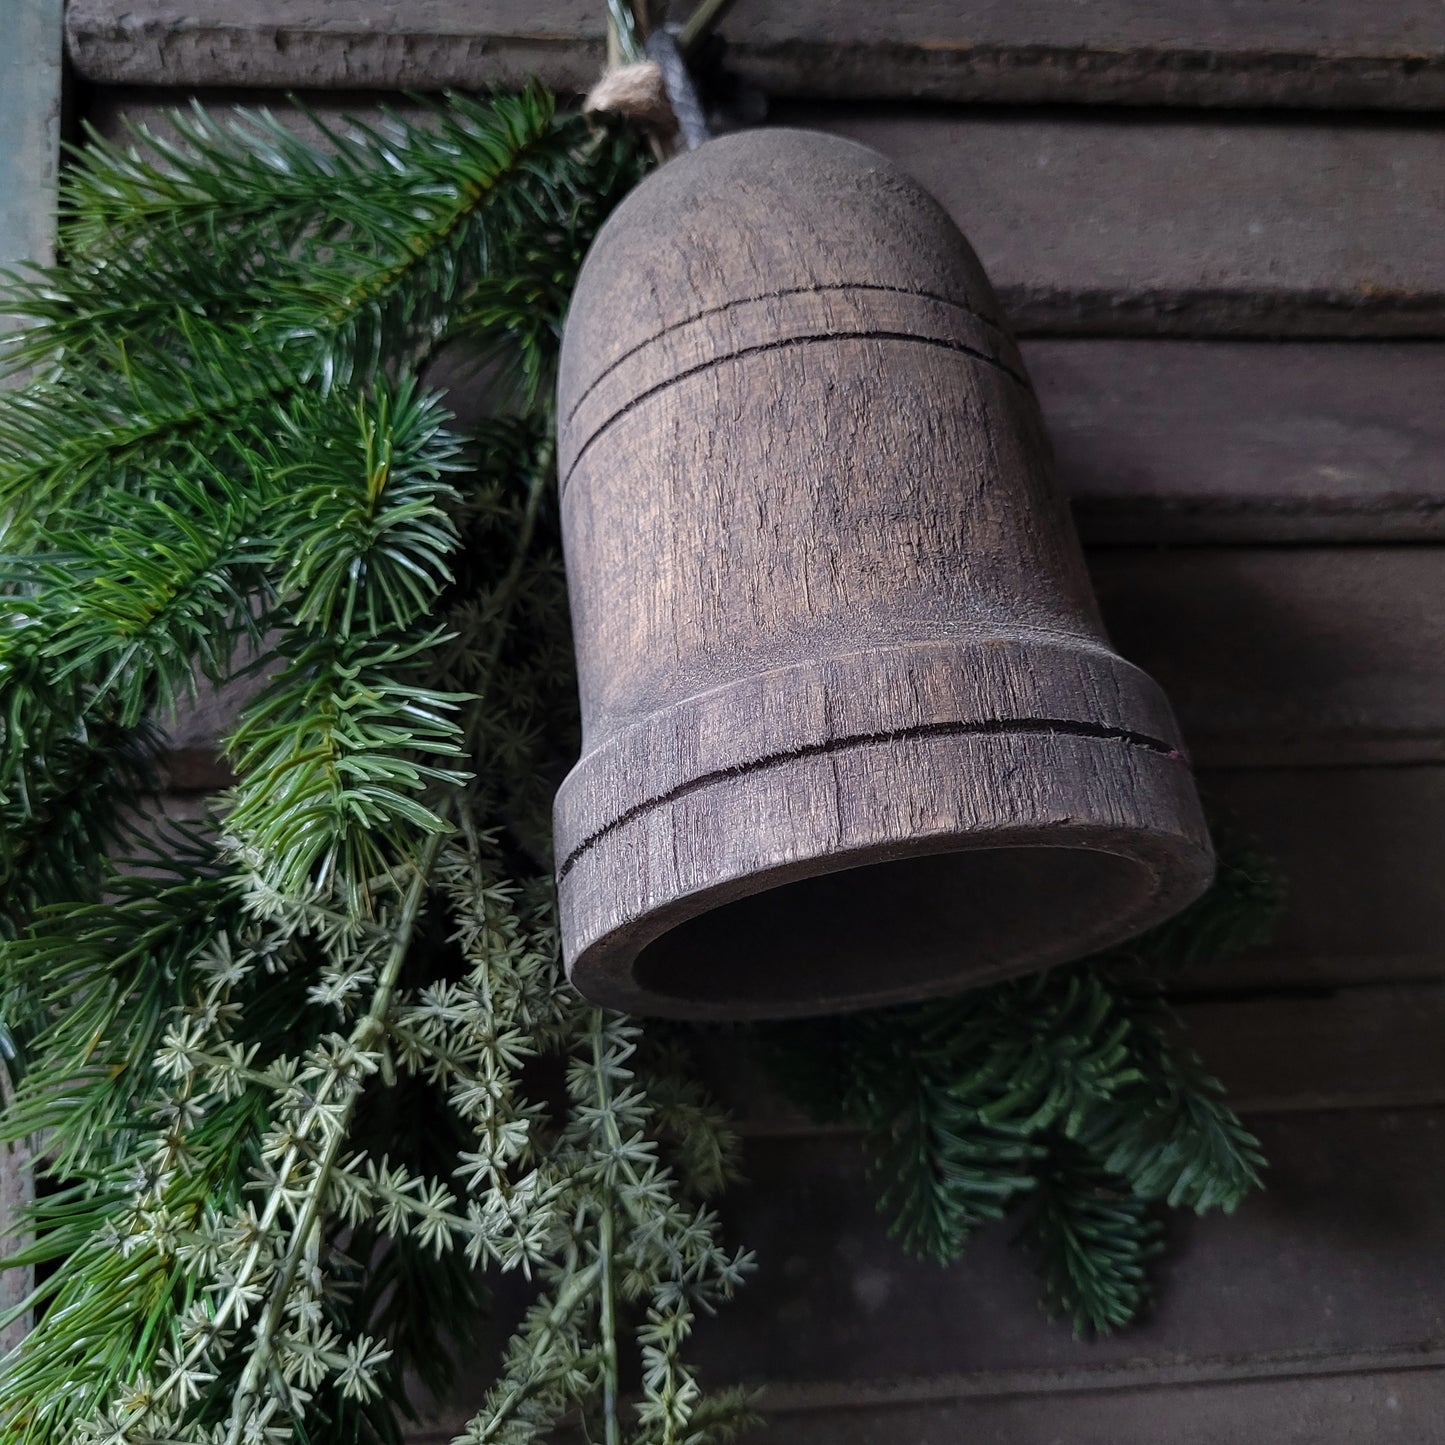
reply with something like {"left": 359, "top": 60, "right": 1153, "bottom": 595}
{"left": 628, "top": 844, "right": 1158, "bottom": 1019}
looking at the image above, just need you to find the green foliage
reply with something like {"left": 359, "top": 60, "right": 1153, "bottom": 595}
{"left": 1015, "top": 1141, "right": 1163, "bottom": 1336}
{"left": 759, "top": 838, "right": 1279, "bottom": 1335}
{"left": 0, "top": 90, "right": 753, "bottom": 1445}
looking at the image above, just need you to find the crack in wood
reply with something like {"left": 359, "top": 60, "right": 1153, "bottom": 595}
{"left": 558, "top": 717, "right": 1183, "bottom": 879}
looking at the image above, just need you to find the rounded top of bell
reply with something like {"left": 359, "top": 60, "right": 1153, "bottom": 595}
{"left": 559, "top": 127, "right": 1006, "bottom": 411}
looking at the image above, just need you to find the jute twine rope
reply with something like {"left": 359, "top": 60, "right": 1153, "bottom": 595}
{"left": 584, "top": 28, "right": 711, "bottom": 155}
{"left": 584, "top": 60, "right": 679, "bottom": 147}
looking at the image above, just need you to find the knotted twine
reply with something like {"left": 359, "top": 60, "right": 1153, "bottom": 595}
{"left": 584, "top": 27, "right": 712, "bottom": 154}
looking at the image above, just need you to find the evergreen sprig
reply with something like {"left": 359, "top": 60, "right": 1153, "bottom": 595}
{"left": 759, "top": 835, "right": 1279, "bottom": 1335}
{"left": 0, "top": 90, "right": 754, "bottom": 1445}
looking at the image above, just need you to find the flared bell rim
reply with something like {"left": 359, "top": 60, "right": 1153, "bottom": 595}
{"left": 558, "top": 723, "right": 1215, "bottom": 1020}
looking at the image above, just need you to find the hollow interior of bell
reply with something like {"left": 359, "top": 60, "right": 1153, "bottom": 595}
{"left": 629, "top": 845, "right": 1157, "bottom": 1017}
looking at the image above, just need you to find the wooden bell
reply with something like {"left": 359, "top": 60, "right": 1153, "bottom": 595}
{"left": 553, "top": 128, "right": 1214, "bottom": 1019}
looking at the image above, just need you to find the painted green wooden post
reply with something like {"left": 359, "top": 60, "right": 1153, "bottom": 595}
{"left": 0, "top": 0, "right": 64, "bottom": 1352}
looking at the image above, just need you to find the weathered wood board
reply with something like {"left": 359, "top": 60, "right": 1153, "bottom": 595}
{"left": 703, "top": 1110, "right": 1445, "bottom": 1386}
{"left": 1203, "top": 767, "right": 1445, "bottom": 990}
{"left": 0, "top": 0, "right": 63, "bottom": 272}
{"left": 1090, "top": 548, "right": 1445, "bottom": 767}
{"left": 150, "top": 762, "right": 1445, "bottom": 996}
{"left": 65, "top": 0, "right": 1445, "bottom": 111}
{"left": 154, "top": 547, "right": 1445, "bottom": 788}
{"left": 722, "top": 1372, "right": 1445, "bottom": 1445}
{"left": 409, "top": 1370, "right": 1445, "bottom": 1444}
{"left": 436, "top": 337, "right": 1445, "bottom": 545}
{"left": 84, "top": 90, "right": 1445, "bottom": 339}
{"left": 1180, "top": 988, "right": 1445, "bottom": 1113}
{"left": 155, "top": 547, "right": 1445, "bottom": 785}
{"left": 0, "top": 0, "right": 63, "bottom": 1356}
{"left": 691, "top": 985, "right": 1445, "bottom": 1133}
{"left": 794, "top": 108, "right": 1445, "bottom": 338}
{"left": 1031, "top": 341, "right": 1445, "bottom": 543}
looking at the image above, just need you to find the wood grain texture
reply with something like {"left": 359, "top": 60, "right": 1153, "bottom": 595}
{"left": 555, "top": 128, "right": 1212, "bottom": 1018}
{"left": 410, "top": 1371, "right": 1445, "bottom": 1443}
{"left": 0, "top": 0, "right": 63, "bottom": 271}
{"left": 701, "top": 1110, "right": 1445, "bottom": 1387}
{"left": 406, "top": 1108, "right": 1445, "bottom": 1441}
{"left": 148, "top": 764, "right": 1445, "bottom": 993}
{"left": 689, "top": 985, "right": 1445, "bottom": 1134}
{"left": 441, "top": 338, "right": 1445, "bottom": 545}
{"left": 149, "top": 548, "right": 1445, "bottom": 790}
{"left": 85, "top": 93, "right": 1445, "bottom": 341}
{"left": 1183, "top": 987, "right": 1445, "bottom": 1114}
{"left": 727, "top": 1372, "right": 1445, "bottom": 1445}
{"left": 65, "top": 0, "right": 1445, "bottom": 111}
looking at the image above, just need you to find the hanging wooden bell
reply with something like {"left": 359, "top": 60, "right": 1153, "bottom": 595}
{"left": 553, "top": 127, "right": 1213, "bottom": 1020}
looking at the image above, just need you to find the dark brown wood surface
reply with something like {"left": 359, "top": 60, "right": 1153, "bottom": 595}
{"left": 445, "top": 337, "right": 1445, "bottom": 544}
{"left": 1033, "top": 341, "right": 1445, "bottom": 543}
{"left": 1203, "top": 767, "right": 1445, "bottom": 989}
{"left": 1090, "top": 548, "right": 1445, "bottom": 767}
{"left": 66, "top": 0, "right": 1445, "bottom": 111}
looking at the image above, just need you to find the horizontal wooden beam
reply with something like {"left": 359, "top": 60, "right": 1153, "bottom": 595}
{"left": 796, "top": 109, "right": 1445, "bottom": 339}
{"left": 0, "top": 0, "right": 63, "bottom": 1358}
{"left": 412, "top": 1366, "right": 1445, "bottom": 1444}
{"left": 1092, "top": 548, "right": 1445, "bottom": 767}
{"left": 432, "top": 339, "right": 1445, "bottom": 545}
{"left": 1203, "top": 767, "right": 1445, "bottom": 991}
{"left": 696, "top": 984, "right": 1445, "bottom": 1133}
{"left": 1184, "top": 986, "right": 1445, "bottom": 1113}
{"left": 155, "top": 546, "right": 1445, "bottom": 791}
{"left": 739, "top": 1371, "right": 1445, "bottom": 1444}
{"left": 65, "top": 0, "right": 1445, "bottom": 111}
{"left": 1032, "top": 342, "right": 1445, "bottom": 544}
{"left": 705, "top": 1106, "right": 1445, "bottom": 1383}
{"left": 148, "top": 762, "right": 1445, "bottom": 996}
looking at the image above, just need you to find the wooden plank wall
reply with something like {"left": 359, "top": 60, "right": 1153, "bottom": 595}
{"left": 67, "top": 3, "right": 1445, "bottom": 1440}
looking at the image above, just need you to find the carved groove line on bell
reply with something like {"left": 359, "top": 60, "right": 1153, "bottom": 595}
{"left": 557, "top": 717, "right": 1188, "bottom": 882}
{"left": 559, "top": 284, "right": 1031, "bottom": 491}
{"left": 552, "top": 634, "right": 1191, "bottom": 878}
{"left": 561, "top": 279, "right": 1016, "bottom": 429}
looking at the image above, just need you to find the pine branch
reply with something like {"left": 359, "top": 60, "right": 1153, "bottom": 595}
{"left": 1072, "top": 999, "right": 1265, "bottom": 1213}
{"left": 1015, "top": 1140, "right": 1164, "bottom": 1337}
{"left": 0, "top": 322, "right": 301, "bottom": 538}
{"left": 872, "top": 1074, "right": 1043, "bottom": 1263}
{"left": 218, "top": 828, "right": 445, "bottom": 1445}
{"left": 760, "top": 829, "right": 1278, "bottom": 1329}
